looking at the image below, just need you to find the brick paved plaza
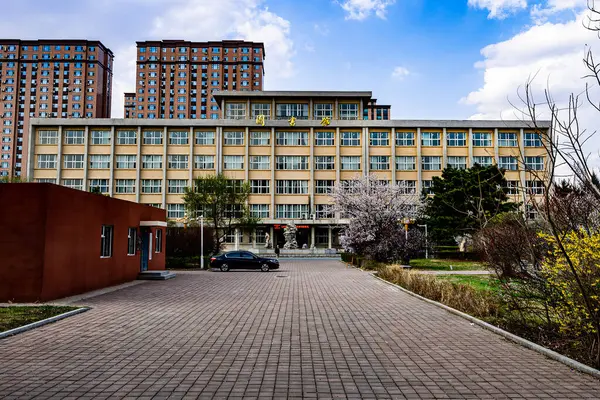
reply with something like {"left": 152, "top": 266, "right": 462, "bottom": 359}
{"left": 0, "top": 260, "right": 598, "bottom": 399}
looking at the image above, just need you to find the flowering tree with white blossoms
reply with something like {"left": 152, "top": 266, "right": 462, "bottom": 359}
{"left": 331, "top": 174, "right": 425, "bottom": 262}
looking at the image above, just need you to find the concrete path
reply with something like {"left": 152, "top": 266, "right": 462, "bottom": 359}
{"left": 0, "top": 260, "right": 598, "bottom": 399}
{"left": 416, "top": 270, "right": 492, "bottom": 275}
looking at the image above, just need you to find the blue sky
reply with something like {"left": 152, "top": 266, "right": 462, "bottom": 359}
{"left": 0, "top": 0, "right": 596, "bottom": 124}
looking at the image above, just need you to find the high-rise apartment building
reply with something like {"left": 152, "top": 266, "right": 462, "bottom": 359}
{"left": 124, "top": 92, "right": 136, "bottom": 119}
{"left": 127, "top": 40, "right": 265, "bottom": 121}
{"left": 0, "top": 40, "right": 114, "bottom": 177}
{"left": 27, "top": 90, "right": 550, "bottom": 249}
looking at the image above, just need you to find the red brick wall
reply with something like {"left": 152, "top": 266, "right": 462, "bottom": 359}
{"left": 0, "top": 184, "right": 166, "bottom": 302}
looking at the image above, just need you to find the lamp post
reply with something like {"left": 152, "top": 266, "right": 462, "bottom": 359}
{"left": 200, "top": 214, "right": 204, "bottom": 269}
{"left": 417, "top": 224, "right": 428, "bottom": 259}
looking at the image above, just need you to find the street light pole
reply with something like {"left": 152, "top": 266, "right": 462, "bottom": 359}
{"left": 418, "top": 224, "right": 428, "bottom": 259}
{"left": 200, "top": 214, "right": 204, "bottom": 269}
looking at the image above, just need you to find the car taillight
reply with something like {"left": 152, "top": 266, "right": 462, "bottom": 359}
{"left": 210, "top": 257, "right": 216, "bottom": 262}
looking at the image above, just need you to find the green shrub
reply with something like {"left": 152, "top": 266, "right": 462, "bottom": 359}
{"left": 166, "top": 256, "right": 211, "bottom": 269}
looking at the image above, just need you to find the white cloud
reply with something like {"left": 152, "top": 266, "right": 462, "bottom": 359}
{"left": 531, "top": 0, "right": 587, "bottom": 23}
{"left": 337, "top": 0, "right": 396, "bottom": 20}
{"left": 314, "top": 23, "right": 330, "bottom": 36}
{"left": 152, "top": 0, "right": 295, "bottom": 79}
{"left": 391, "top": 66, "right": 410, "bottom": 79}
{"left": 468, "top": 0, "right": 528, "bottom": 19}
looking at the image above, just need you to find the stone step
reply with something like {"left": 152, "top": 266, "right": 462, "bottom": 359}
{"left": 137, "top": 270, "right": 177, "bottom": 280}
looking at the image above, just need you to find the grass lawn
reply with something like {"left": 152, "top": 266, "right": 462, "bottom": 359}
{"left": 0, "top": 306, "right": 79, "bottom": 332}
{"left": 435, "top": 274, "right": 502, "bottom": 292}
{"left": 409, "top": 258, "right": 484, "bottom": 271}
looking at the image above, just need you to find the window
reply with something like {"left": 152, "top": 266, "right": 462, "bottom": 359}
{"left": 100, "top": 225, "right": 113, "bottom": 257}
{"left": 91, "top": 130, "right": 110, "bottom": 145}
{"left": 90, "top": 155, "right": 110, "bottom": 169}
{"left": 115, "top": 179, "right": 136, "bottom": 194}
{"left": 369, "top": 132, "right": 389, "bottom": 146}
{"left": 396, "top": 132, "right": 415, "bottom": 146}
{"left": 315, "top": 131, "right": 334, "bottom": 146}
{"left": 143, "top": 130, "right": 163, "bottom": 145}
{"left": 339, "top": 103, "right": 358, "bottom": 120}
{"left": 116, "top": 155, "right": 136, "bottom": 169}
{"left": 166, "top": 204, "right": 184, "bottom": 219}
{"left": 194, "top": 155, "right": 214, "bottom": 169}
{"left": 396, "top": 156, "right": 415, "bottom": 171}
{"left": 142, "top": 179, "right": 162, "bottom": 193}
{"left": 447, "top": 132, "right": 466, "bottom": 147}
{"left": 251, "top": 103, "right": 271, "bottom": 119}
{"left": 341, "top": 156, "right": 361, "bottom": 170}
{"left": 142, "top": 155, "right": 162, "bottom": 169}
{"left": 370, "top": 156, "right": 390, "bottom": 170}
{"left": 62, "top": 179, "right": 83, "bottom": 190}
{"left": 314, "top": 103, "right": 333, "bottom": 119}
{"left": 422, "top": 180, "right": 434, "bottom": 195}
{"left": 398, "top": 180, "right": 417, "bottom": 195}
{"left": 275, "top": 103, "right": 309, "bottom": 119}
{"left": 195, "top": 131, "right": 215, "bottom": 145}
{"left": 169, "top": 131, "right": 189, "bottom": 145}
{"left": 421, "top": 132, "right": 440, "bottom": 147}
{"left": 499, "top": 132, "right": 517, "bottom": 147}
{"left": 422, "top": 156, "right": 442, "bottom": 171}
{"left": 37, "top": 154, "right": 57, "bottom": 169}
{"left": 250, "top": 180, "right": 270, "bottom": 194}
{"left": 316, "top": 204, "right": 334, "bottom": 219}
{"left": 276, "top": 180, "right": 308, "bottom": 194}
{"left": 64, "top": 130, "right": 84, "bottom": 145}
{"left": 341, "top": 131, "right": 360, "bottom": 146}
{"left": 36, "top": 178, "right": 56, "bottom": 184}
{"left": 276, "top": 204, "right": 310, "bottom": 219}
{"left": 473, "top": 156, "right": 493, "bottom": 167}
{"left": 526, "top": 204, "right": 538, "bottom": 220}
{"left": 499, "top": 156, "right": 518, "bottom": 171}
{"left": 223, "top": 131, "right": 244, "bottom": 145}
{"left": 168, "top": 155, "right": 188, "bottom": 169}
{"left": 505, "top": 180, "right": 520, "bottom": 195}
{"left": 276, "top": 131, "right": 308, "bottom": 146}
{"left": 250, "top": 131, "right": 270, "bottom": 145}
{"left": 63, "top": 154, "right": 84, "bottom": 169}
{"left": 89, "top": 179, "right": 109, "bottom": 194}
{"left": 38, "top": 130, "right": 58, "bottom": 144}
{"left": 526, "top": 180, "right": 545, "bottom": 195}
{"left": 223, "top": 155, "right": 243, "bottom": 169}
{"left": 250, "top": 204, "right": 269, "bottom": 218}
{"left": 473, "top": 132, "right": 492, "bottom": 147}
{"left": 165, "top": 179, "right": 188, "bottom": 194}
{"left": 447, "top": 156, "right": 467, "bottom": 170}
{"left": 525, "top": 156, "right": 544, "bottom": 171}
{"left": 315, "top": 180, "right": 334, "bottom": 194}
{"left": 275, "top": 156, "right": 308, "bottom": 170}
{"left": 127, "top": 228, "right": 137, "bottom": 255}
{"left": 225, "top": 103, "right": 246, "bottom": 119}
{"left": 525, "top": 132, "right": 543, "bottom": 147}
{"left": 250, "top": 156, "right": 270, "bottom": 170}
{"left": 315, "top": 156, "right": 335, "bottom": 170}
{"left": 155, "top": 230, "right": 163, "bottom": 253}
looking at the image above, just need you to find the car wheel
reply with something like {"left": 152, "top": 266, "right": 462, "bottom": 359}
{"left": 261, "top": 263, "right": 270, "bottom": 272}
{"left": 220, "top": 263, "right": 230, "bottom": 272}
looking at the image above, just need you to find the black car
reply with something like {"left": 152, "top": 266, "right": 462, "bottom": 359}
{"left": 210, "top": 251, "right": 280, "bottom": 272}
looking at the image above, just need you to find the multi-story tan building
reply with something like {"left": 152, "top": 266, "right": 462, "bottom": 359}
{"left": 28, "top": 90, "right": 550, "bottom": 249}
{"left": 124, "top": 92, "right": 136, "bottom": 119}
{"left": 125, "top": 40, "right": 265, "bottom": 121}
{"left": 0, "top": 40, "right": 113, "bottom": 178}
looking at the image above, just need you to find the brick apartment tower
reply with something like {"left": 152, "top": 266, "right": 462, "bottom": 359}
{"left": 0, "top": 40, "right": 113, "bottom": 178}
{"left": 127, "top": 40, "right": 265, "bottom": 120}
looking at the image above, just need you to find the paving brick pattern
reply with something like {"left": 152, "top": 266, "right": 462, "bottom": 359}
{"left": 0, "top": 260, "right": 598, "bottom": 399}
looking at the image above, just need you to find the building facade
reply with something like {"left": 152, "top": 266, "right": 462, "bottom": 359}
{"left": 127, "top": 40, "right": 265, "bottom": 120}
{"left": 0, "top": 40, "right": 114, "bottom": 178}
{"left": 124, "top": 92, "right": 136, "bottom": 118}
{"left": 27, "top": 91, "right": 550, "bottom": 250}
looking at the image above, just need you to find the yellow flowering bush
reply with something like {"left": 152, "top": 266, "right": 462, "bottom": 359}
{"left": 540, "top": 230, "right": 600, "bottom": 337}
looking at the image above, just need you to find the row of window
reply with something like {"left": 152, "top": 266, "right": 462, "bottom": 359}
{"left": 100, "top": 226, "right": 161, "bottom": 258}
{"left": 37, "top": 129, "right": 545, "bottom": 148}
{"left": 36, "top": 154, "right": 545, "bottom": 172}
{"left": 225, "top": 103, "right": 360, "bottom": 120}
